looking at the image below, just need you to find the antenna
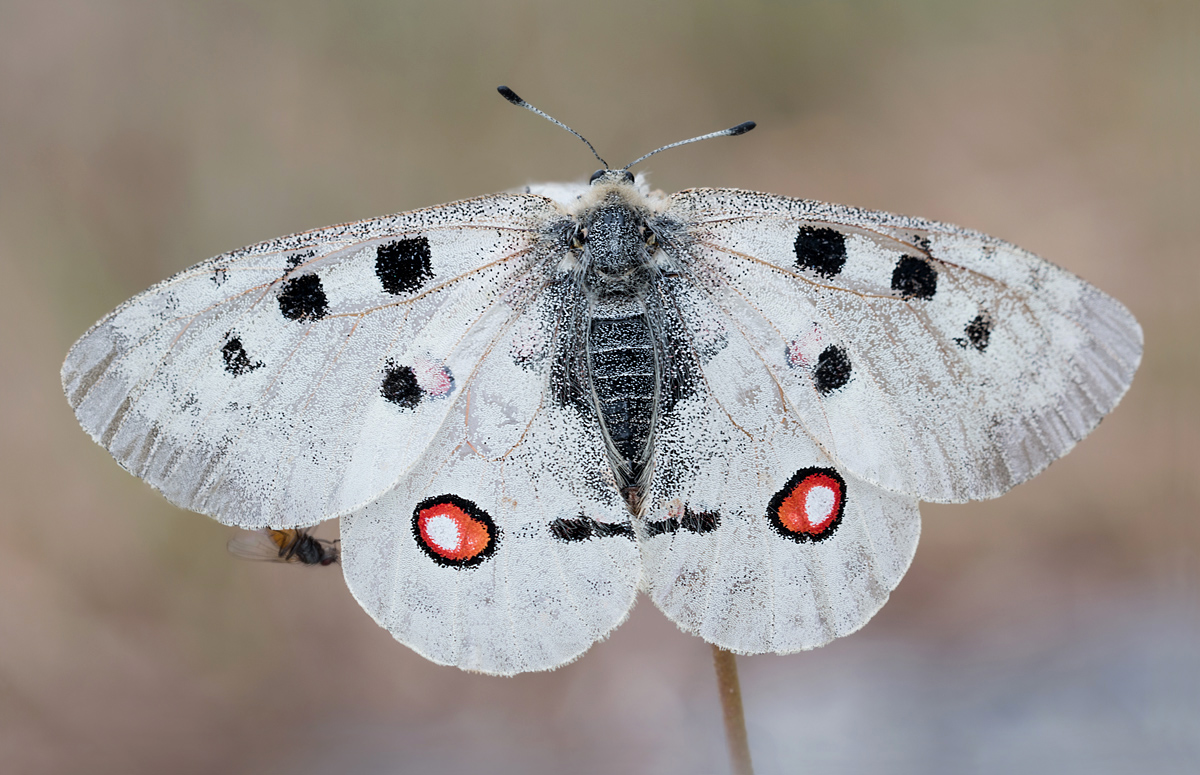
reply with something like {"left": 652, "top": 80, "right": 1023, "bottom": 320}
{"left": 497, "top": 86, "right": 756, "bottom": 173}
{"left": 622, "top": 121, "right": 755, "bottom": 171}
{"left": 497, "top": 86, "right": 608, "bottom": 169}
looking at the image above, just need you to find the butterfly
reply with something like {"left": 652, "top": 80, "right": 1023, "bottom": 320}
{"left": 228, "top": 528, "right": 340, "bottom": 566}
{"left": 61, "top": 87, "right": 1142, "bottom": 675}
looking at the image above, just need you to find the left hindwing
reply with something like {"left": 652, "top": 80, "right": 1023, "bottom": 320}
{"left": 339, "top": 288, "right": 640, "bottom": 676}
{"left": 665, "top": 188, "right": 1143, "bottom": 502}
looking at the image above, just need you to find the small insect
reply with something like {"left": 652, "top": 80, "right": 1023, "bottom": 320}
{"left": 228, "top": 528, "right": 340, "bottom": 566}
{"left": 62, "top": 87, "right": 1141, "bottom": 675}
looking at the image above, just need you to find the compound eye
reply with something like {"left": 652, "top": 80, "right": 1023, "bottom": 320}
{"left": 639, "top": 225, "right": 657, "bottom": 248}
{"left": 570, "top": 226, "right": 586, "bottom": 249}
{"left": 623, "top": 170, "right": 635, "bottom": 183}
{"left": 589, "top": 169, "right": 607, "bottom": 183}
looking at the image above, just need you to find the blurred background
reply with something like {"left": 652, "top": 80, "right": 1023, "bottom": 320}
{"left": 1, "top": 1, "right": 1196, "bottom": 773}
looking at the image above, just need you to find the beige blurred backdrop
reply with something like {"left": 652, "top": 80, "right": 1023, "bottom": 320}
{"left": 2, "top": 1, "right": 1197, "bottom": 773}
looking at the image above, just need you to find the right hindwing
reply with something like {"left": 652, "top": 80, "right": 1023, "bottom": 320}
{"left": 638, "top": 271, "right": 920, "bottom": 654}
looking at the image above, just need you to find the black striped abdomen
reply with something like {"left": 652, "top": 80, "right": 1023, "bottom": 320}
{"left": 588, "top": 314, "right": 656, "bottom": 481}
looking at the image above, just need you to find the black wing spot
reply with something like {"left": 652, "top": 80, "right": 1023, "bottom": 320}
{"left": 381, "top": 363, "right": 422, "bottom": 409}
{"left": 286, "top": 249, "right": 315, "bottom": 270}
{"left": 813, "top": 345, "right": 852, "bottom": 395}
{"left": 891, "top": 255, "right": 938, "bottom": 300}
{"left": 956, "top": 313, "right": 993, "bottom": 352}
{"left": 549, "top": 516, "right": 635, "bottom": 542}
{"left": 794, "top": 226, "right": 847, "bottom": 278}
{"left": 220, "top": 335, "right": 263, "bottom": 376}
{"left": 376, "top": 237, "right": 433, "bottom": 295}
{"left": 277, "top": 274, "right": 328, "bottom": 321}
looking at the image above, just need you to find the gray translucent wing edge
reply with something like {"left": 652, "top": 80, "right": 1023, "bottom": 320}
{"left": 670, "top": 188, "right": 1142, "bottom": 502}
{"left": 987, "top": 284, "right": 1142, "bottom": 489}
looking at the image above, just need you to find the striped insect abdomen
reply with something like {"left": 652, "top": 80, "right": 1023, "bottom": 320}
{"left": 588, "top": 312, "right": 657, "bottom": 488}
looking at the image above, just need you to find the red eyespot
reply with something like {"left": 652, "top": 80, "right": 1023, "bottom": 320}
{"left": 766, "top": 468, "right": 846, "bottom": 542}
{"left": 412, "top": 495, "right": 498, "bottom": 567}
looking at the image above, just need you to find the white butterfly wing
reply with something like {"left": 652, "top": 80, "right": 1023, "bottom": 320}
{"left": 340, "top": 295, "right": 640, "bottom": 675}
{"left": 666, "top": 188, "right": 1142, "bottom": 502}
{"left": 62, "top": 195, "right": 561, "bottom": 528}
{"left": 641, "top": 277, "right": 920, "bottom": 653}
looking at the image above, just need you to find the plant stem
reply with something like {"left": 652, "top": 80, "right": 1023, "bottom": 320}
{"left": 712, "top": 645, "right": 754, "bottom": 775}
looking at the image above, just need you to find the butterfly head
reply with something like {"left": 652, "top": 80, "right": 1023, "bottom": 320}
{"left": 589, "top": 169, "right": 635, "bottom": 186}
{"left": 565, "top": 181, "right": 668, "bottom": 293}
{"left": 498, "top": 85, "right": 742, "bottom": 285}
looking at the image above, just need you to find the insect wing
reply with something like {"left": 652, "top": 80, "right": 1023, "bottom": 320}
{"left": 227, "top": 529, "right": 290, "bottom": 562}
{"left": 641, "top": 277, "right": 920, "bottom": 653}
{"left": 227, "top": 528, "right": 339, "bottom": 565}
{"left": 62, "top": 195, "right": 559, "bottom": 528}
{"left": 340, "top": 292, "right": 641, "bottom": 676}
{"left": 665, "top": 188, "right": 1142, "bottom": 502}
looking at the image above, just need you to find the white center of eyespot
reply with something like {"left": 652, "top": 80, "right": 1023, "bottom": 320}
{"left": 425, "top": 515, "right": 461, "bottom": 552}
{"left": 805, "top": 486, "right": 835, "bottom": 523}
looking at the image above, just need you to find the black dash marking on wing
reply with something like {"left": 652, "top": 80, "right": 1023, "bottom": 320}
{"left": 220, "top": 334, "right": 263, "bottom": 376}
{"left": 680, "top": 506, "right": 720, "bottom": 533}
{"left": 646, "top": 507, "right": 722, "bottom": 537}
{"left": 794, "top": 226, "right": 847, "bottom": 279}
{"left": 376, "top": 237, "right": 433, "bottom": 295}
{"left": 549, "top": 516, "right": 635, "bottom": 542}
{"left": 813, "top": 345, "right": 852, "bottom": 395}
{"left": 891, "top": 254, "right": 938, "bottom": 300}
{"left": 645, "top": 518, "right": 678, "bottom": 537}
{"left": 955, "top": 313, "right": 993, "bottom": 352}
{"left": 277, "top": 274, "right": 328, "bottom": 321}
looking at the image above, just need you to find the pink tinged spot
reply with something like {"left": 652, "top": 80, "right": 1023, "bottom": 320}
{"left": 412, "top": 357, "right": 454, "bottom": 397}
{"left": 786, "top": 326, "right": 824, "bottom": 368}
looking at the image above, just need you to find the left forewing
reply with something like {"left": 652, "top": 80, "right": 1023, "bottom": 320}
{"left": 62, "top": 194, "right": 562, "bottom": 528}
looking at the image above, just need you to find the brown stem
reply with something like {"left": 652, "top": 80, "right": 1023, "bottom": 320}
{"left": 711, "top": 645, "right": 754, "bottom": 775}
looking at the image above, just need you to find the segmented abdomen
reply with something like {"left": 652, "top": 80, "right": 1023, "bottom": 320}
{"left": 588, "top": 313, "right": 656, "bottom": 483}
